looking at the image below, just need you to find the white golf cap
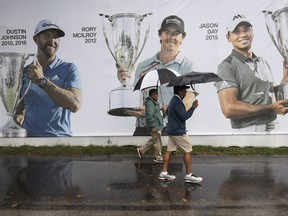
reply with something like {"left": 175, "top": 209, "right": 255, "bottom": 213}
{"left": 226, "top": 14, "right": 252, "bottom": 33}
{"left": 34, "top": 19, "right": 65, "bottom": 37}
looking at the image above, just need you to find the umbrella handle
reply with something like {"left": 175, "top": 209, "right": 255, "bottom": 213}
{"left": 159, "top": 86, "right": 163, "bottom": 103}
{"left": 190, "top": 84, "right": 195, "bottom": 90}
{"left": 190, "top": 84, "right": 197, "bottom": 98}
{"left": 161, "top": 103, "right": 166, "bottom": 118}
{"left": 156, "top": 78, "right": 164, "bottom": 103}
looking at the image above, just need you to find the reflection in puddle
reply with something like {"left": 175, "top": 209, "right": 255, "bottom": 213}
{"left": 0, "top": 156, "right": 288, "bottom": 211}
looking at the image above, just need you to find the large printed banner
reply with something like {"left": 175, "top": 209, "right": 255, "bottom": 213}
{"left": 0, "top": 0, "right": 288, "bottom": 136}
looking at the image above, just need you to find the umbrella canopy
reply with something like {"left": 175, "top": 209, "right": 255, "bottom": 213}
{"left": 167, "top": 71, "right": 222, "bottom": 87}
{"left": 133, "top": 68, "right": 180, "bottom": 91}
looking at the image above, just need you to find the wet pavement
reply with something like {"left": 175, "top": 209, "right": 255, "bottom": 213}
{"left": 1, "top": 154, "right": 288, "bottom": 216}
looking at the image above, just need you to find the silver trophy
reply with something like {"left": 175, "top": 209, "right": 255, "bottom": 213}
{"left": 0, "top": 52, "right": 34, "bottom": 137}
{"left": 99, "top": 13, "right": 152, "bottom": 116}
{"left": 263, "top": 8, "right": 288, "bottom": 100}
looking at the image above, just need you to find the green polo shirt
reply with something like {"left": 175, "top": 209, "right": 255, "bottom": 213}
{"left": 215, "top": 49, "right": 276, "bottom": 128}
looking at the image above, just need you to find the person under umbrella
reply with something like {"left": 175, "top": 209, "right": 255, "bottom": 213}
{"left": 137, "top": 88, "right": 165, "bottom": 163}
{"left": 158, "top": 85, "right": 203, "bottom": 184}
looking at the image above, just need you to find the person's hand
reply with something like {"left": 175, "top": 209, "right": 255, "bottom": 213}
{"left": 116, "top": 63, "right": 135, "bottom": 87}
{"left": 272, "top": 99, "right": 288, "bottom": 115}
{"left": 161, "top": 104, "right": 167, "bottom": 114}
{"left": 151, "top": 127, "right": 157, "bottom": 133}
{"left": 13, "top": 114, "right": 24, "bottom": 126}
{"left": 116, "top": 63, "right": 129, "bottom": 86}
{"left": 281, "top": 60, "right": 288, "bottom": 83}
{"left": 27, "top": 58, "right": 44, "bottom": 83}
{"left": 192, "top": 99, "right": 199, "bottom": 108}
{"left": 124, "top": 106, "right": 145, "bottom": 117}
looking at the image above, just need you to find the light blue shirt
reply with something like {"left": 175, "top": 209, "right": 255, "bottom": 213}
{"left": 134, "top": 52, "right": 193, "bottom": 127}
{"left": 134, "top": 52, "right": 193, "bottom": 105}
{"left": 20, "top": 56, "right": 81, "bottom": 137}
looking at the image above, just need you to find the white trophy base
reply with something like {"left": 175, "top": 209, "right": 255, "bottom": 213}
{"left": 108, "top": 86, "right": 140, "bottom": 116}
{"left": 0, "top": 117, "right": 27, "bottom": 137}
{"left": 1, "top": 127, "right": 27, "bottom": 138}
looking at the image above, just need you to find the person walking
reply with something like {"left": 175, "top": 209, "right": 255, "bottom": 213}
{"left": 158, "top": 85, "right": 203, "bottom": 184}
{"left": 137, "top": 89, "right": 165, "bottom": 163}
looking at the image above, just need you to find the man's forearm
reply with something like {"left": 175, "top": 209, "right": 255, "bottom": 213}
{"left": 41, "top": 81, "right": 82, "bottom": 113}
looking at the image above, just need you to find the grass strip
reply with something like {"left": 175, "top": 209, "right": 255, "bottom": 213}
{"left": 0, "top": 145, "right": 288, "bottom": 156}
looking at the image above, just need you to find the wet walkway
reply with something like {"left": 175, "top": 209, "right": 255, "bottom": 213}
{"left": 1, "top": 154, "right": 288, "bottom": 215}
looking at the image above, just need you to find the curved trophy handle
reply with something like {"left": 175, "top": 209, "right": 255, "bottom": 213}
{"left": 263, "top": 10, "right": 288, "bottom": 61}
{"left": 15, "top": 54, "right": 36, "bottom": 109}
{"left": 133, "top": 13, "right": 153, "bottom": 64}
{"left": 99, "top": 14, "right": 118, "bottom": 62}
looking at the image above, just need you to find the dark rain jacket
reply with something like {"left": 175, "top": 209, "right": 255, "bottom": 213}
{"left": 145, "top": 97, "right": 164, "bottom": 132}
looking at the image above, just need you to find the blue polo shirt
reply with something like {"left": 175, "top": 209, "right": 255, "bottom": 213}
{"left": 21, "top": 56, "right": 81, "bottom": 137}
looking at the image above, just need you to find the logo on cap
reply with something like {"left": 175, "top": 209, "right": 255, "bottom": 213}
{"left": 226, "top": 14, "right": 252, "bottom": 33}
{"left": 159, "top": 15, "right": 185, "bottom": 33}
{"left": 232, "top": 14, "right": 246, "bottom": 21}
{"left": 34, "top": 19, "right": 65, "bottom": 37}
{"left": 165, "top": 17, "right": 181, "bottom": 26}
{"left": 42, "top": 23, "right": 60, "bottom": 29}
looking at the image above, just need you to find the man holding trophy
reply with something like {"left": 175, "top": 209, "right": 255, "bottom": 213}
{"left": 125, "top": 15, "right": 194, "bottom": 136}
{"left": 215, "top": 14, "right": 288, "bottom": 133}
{"left": 14, "top": 19, "right": 82, "bottom": 137}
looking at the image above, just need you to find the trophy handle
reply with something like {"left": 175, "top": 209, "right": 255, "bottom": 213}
{"left": 263, "top": 10, "right": 287, "bottom": 60}
{"left": 134, "top": 13, "right": 152, "bottom": 64}
{"left": 15, "top": 54, "right": 36, "bottom": 108}
{"left": 16, "top": 81, "right": 31, "bottom": 108}
{"left": 99, "top": 14, "right": 118, "bottom": 62}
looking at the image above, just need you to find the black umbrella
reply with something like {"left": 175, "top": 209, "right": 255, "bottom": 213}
{"left": 134, "top": 68, "right": 180, "bottom": 91}
{"left": 167, "top": 71, "right": 222, "bottom": 88}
